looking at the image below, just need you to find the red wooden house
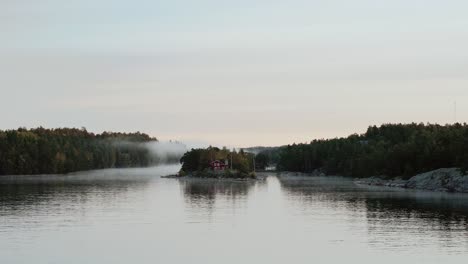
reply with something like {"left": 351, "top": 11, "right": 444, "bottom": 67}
{"left": 210, "top": 160, "right": 229, "bottom": 171}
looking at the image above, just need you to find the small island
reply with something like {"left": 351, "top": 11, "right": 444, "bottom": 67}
{"left": 170, "top": 147, "right": 257, "bottom": 179}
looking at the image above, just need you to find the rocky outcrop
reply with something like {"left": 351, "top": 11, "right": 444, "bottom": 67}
{"left": 356, "top": 168, "right": 468, "bottom": 193}
{"left": 405, "top": 168, "right": 468, "bottom": 192}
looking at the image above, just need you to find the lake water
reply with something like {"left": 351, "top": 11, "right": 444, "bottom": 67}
{"left": 1, "top": 164, "right": 468, "bottom": 264}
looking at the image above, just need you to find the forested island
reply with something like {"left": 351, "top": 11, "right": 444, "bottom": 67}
{"left": 0, "top": 127, "right": 183, "bottom": 175}
{"left": 258, "top": 123, "right": 468, "bottom": 179}
{"left": 177, "top": 147, "right": 256, "bottom": 179}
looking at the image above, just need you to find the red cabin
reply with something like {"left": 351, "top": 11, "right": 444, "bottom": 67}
{"left": 210, "top": 160, "right": 228, "bottom": 171}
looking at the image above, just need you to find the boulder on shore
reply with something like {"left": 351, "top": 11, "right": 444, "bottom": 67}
{"left": 405, "top": 168, "right": 468, "bottom": 193}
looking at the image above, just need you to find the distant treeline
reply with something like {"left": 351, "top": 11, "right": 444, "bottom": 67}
{"left": 258, "top": 123, "right": 468, "bottom": 179}
{"left": 0, "top": 127, "right": 173, "bottom": 175}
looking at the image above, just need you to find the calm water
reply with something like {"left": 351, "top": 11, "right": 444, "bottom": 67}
{"left": 1, "top": 165, "right": 468, "bottom": 264}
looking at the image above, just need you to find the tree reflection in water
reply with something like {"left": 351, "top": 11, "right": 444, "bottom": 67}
{"left": 278, "top": 175, "right": 468, "bottom": 253}
{"left": 178, "top": 178, "right": 262, "bottom": 222}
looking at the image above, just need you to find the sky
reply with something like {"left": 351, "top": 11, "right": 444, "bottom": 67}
{"left": 1, "top": 0, "right": 468, "bottom": 147}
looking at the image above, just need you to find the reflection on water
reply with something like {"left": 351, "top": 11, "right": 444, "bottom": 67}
{"left": 178, "top": 179, "right": 263, "bottom": 223}
{"left": 180, "top": 178, "right": 259, "bottom": 203}
{"left": 0, "top": 166, "right": 178, "bottom": 234}
{"left": 1, "top": 168, "right": 468, "bottom": 264}
{"left": 278, "top": 175, "right": 468, "bottom": 254}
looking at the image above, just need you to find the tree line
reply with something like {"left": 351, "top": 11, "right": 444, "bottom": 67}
{"left": 258, "top": 123, "right": 468, "bottom": 179}
{"left": 0, "top": 127, "right": 164, "bottom": 175}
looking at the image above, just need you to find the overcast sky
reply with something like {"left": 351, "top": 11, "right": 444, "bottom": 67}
{"left": 1, "top": 0, "right": 468, "bottom": 147}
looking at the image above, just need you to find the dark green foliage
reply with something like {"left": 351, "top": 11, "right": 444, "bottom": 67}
{"left": 0, "top": 127, "right": 158, "bottom": 175}
{"left": 180, "top": 147, "right": 254, "bottom": 174}
{"left": 254, "top": 153, "right": 270, "bottom": 170}
{"left": 276, "top": 123, "right": 468, "bottom": 179}
{"left": 253, "top": 147, "right": 281, "bottom": 166}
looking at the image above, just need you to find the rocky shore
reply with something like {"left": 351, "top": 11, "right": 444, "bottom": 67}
{"left": 355, "top": 168, "right": 468, "bottom": 193}
{"left": 162, "top": 169, "right": 258, "bottom": 180}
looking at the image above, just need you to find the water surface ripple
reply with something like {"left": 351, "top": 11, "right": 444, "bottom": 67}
{"left": 1, "top": 165, "right": 467, "bottom": 263}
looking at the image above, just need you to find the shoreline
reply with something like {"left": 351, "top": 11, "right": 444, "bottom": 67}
{"left": 161, "top": 171, "right": 275, "bottom": 181}
{"left": 355, "top": 168, "right": 468, "bottom": 193}
{"left": 161, "top": 174, "right": 265, "bottom": 181}
{"left": 272, "top": 169, "right": 468, "bottom": 193}
{"left": 278, "top": 168, "right": 468, "bottom": 193}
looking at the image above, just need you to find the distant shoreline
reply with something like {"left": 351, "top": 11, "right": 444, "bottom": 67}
{"left": 276, "top": 168, "right": 468, "bottom": 193}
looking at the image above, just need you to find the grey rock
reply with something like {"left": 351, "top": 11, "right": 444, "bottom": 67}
{"left": 405, "top": 168, "right": 468, "bottom": 192}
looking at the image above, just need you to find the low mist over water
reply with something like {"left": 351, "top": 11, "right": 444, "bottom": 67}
{"left": 113, "top": 140, "right": 187, "bottom": 164}
{"left": 1, "top": 166, "right": 468, "bottom": 264}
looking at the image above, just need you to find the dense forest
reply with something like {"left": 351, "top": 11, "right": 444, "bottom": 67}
{"left": 179, "top": 147, "right": 256, "bottom": 178}
{"left": 259, "top": 123, "right": 468, "bottom": 179}
{"left": 248, "top": 147, "right": 281, "bottom": 170}
{"left": 0, "top": 127, "right": 178, "bottom": 175}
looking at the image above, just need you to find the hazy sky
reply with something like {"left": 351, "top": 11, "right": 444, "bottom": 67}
{"left": 1, "top": 0, "right": 468, "bottom": 147}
